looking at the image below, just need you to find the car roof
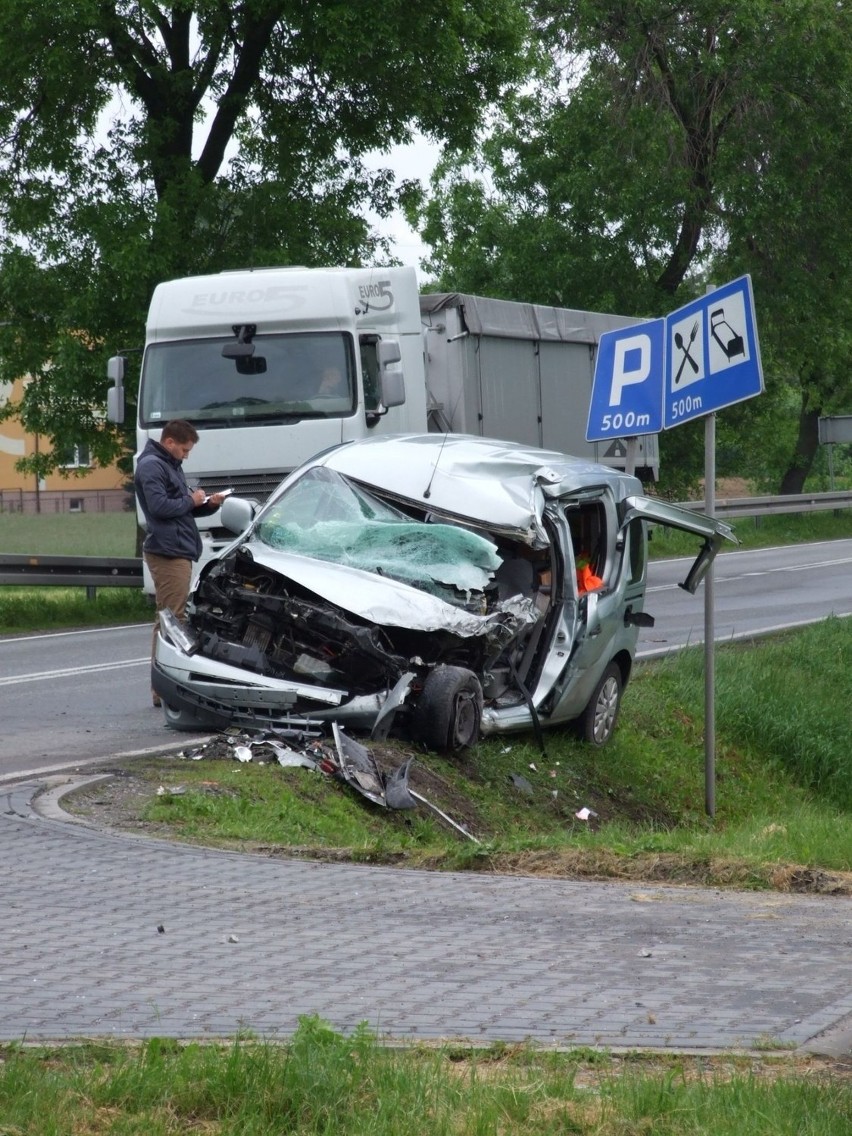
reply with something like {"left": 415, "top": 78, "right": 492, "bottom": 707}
{"left": 313, "top": 433, "right": 641, "bottom": 542}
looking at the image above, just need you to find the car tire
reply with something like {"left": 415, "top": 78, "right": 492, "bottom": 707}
{"left": 162, "top": 701, "right": 209, "bottom": 732}
{"left": 577, "top": 662, "right": 622, "bottom": 747}
{"left": 413, "top": 666, "right": 483, "bottom": 754}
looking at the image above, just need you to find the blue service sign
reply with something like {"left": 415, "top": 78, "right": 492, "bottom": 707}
{"left": 586, "top": 318, "right": 665, "bottom": 442}
{"left": 586, "top": 275, "right": 763, "bottom": 442}
{"left": 664, "top": 275, "right": 763, "bottom": 428}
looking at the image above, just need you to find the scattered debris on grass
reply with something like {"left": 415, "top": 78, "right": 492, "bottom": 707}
{"left": 175, "top": 724, "right": 479, "bottom": 841}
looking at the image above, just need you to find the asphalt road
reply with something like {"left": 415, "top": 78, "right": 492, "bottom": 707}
{"left": 1, "top": 539, "right": 850, "bottom": 781}
{"left": 640, "top": 536, "right": 852, "bottom": 656}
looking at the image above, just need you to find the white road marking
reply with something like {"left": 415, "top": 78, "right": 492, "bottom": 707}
{"left": 648, "top": 554, "right": 852, "bottom": 592}
{"left": 1, "top": 623, "right": 148, "bottom": 645}
{"left": 0, "top": 657, "right": 148, "bottom": 686}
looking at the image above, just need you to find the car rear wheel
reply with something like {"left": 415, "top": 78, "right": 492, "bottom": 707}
{"left": 577, "top": 662, "right": 622, "bottom": 747}
{"left": 413, "top": 666, "right": 483, "bottom": 754}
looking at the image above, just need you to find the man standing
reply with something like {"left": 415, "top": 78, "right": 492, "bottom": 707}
{"left": 134, "top": 419, "right": 227, "bottom": 706}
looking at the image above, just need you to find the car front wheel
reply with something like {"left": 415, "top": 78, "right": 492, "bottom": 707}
{"left": 577, "top": 662, "right": 623, "bottom": 746}
{"left": 413, "top": 665, "right": 483, "bottom": 754}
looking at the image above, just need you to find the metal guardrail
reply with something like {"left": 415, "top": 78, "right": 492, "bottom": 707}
{"left": 0, "top": 490, "right": 849, "bottom": 591}
{"left": 678, "top": 489, "right": 852, "bottom": 518}
{"left": 0, "top": 554, "right": 143, "bottom": 589}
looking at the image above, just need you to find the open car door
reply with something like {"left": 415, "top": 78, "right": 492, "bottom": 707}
{"left": 620, "top": 497, "right": 738, "bottom": 594}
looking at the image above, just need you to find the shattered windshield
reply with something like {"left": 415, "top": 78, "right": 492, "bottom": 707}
{"left": 256, "top": 467, "right": 501, "bottom": 605}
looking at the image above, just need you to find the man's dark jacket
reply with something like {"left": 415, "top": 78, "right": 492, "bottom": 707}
{"left": 134, "top": 438, "right": 215, "bottom": 560}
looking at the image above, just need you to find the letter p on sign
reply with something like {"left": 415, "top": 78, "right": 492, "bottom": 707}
{"left": 586, "top": 318, "right": 663, "bottom": 442}
{"left": 610, "top": 334, "right": 651, "bottom": 406}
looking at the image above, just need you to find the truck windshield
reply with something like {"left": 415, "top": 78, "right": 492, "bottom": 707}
{"left": 140, "top": 333, "right": 355, "bottom": 426}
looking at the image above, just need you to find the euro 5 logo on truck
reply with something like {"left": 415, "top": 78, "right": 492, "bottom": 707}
{"left": 586, "top": 319, "right": 665, "bottom": 441}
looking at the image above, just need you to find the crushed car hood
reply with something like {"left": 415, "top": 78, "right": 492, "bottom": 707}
{"left": 228, "top": 541, "right": 529, "bottom": 638}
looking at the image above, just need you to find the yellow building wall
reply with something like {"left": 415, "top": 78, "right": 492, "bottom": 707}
{"left": 0, "top": 379, "right": 125, "bottom": 512}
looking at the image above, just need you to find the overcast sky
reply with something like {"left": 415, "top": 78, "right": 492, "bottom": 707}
{"left": 365, "top": 137, "right": 439, "bottom": 282}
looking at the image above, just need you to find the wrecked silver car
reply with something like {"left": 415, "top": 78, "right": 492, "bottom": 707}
{"left": 153, "top": 434, "right": 736, "bottom": 751}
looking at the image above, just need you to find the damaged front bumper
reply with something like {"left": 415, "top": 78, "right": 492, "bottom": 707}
{"left": 153, "top": 616, "right": 396, "bottom": 733}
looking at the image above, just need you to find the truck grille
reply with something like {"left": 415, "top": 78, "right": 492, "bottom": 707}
{"left": 198, "top": 471, "right": 285, "bottom": 504}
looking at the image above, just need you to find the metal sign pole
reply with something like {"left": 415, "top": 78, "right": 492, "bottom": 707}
{"left": 704, "top": 411, "right": 716, "bottom": 818}
{"left": 625, "top": 437, "right": 638, "bottom": 477}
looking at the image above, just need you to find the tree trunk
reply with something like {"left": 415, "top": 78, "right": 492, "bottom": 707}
{"left": 778, "top": 392, "right": 821, "bottom": 495}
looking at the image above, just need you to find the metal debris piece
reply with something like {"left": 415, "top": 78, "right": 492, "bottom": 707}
{"left": 370, "top": 670, "right": 417, "bottom": 741}
{"left": 267, "top": 740, "right": 318, "bottom": 769}
{"left": 409, "top": 790, "right": 480, "bottom": 844}
{"left": 173, "top": 724, "right": 421, "bottom": 814}
{"left": 384, "top": 756, "right": 417, "bottom": 810}
{"left": 332, "top": 723, "right": 386, "bottom": 806}
{"left": 509, "top": 773, "right": 534, "bottom": 796}
{"left": 331, "top": 724, "right": 419, "bottom": 810}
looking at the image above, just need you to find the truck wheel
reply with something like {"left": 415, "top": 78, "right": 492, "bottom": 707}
{"left": 413, "top": 666, "right": 483, "bottom": 754}
{"left": 577, "top": 662, "right": 622, "bottom": 747}
{"left": 162, "top": 701, "right": 209, "bottom": 732}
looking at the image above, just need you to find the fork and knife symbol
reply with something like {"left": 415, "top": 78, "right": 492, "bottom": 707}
{"left": 673, "top": 321, "right": 700, "bottom": 385}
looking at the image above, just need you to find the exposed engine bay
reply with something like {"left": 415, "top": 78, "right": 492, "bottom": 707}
{"left": 189, "top": 535, "right": 552, "bottom": 708}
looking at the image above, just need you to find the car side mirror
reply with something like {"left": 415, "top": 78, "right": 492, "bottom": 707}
{"left": 221, "top": 495, "right": 255, "bottom": 534}
{"left": 679, "top": 537, "right": 719, "bottom": 595}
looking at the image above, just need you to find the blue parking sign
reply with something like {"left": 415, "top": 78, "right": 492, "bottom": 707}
{"left": 586, "top": 319, "right": 664, "bottom": 442}
{"left": 586, "top": 276, "right": 763, "bottom": 443}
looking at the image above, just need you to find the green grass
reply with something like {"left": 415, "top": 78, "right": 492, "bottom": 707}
{"left": 0, "top": 510, "right": 139, "bottom": 555}
{"left": 0, "top": 512, "right": 150, "bottom": 630}
{"left": 0, "top": 586, "right": 151, "bottom": 631}
{"left": 109, "top": 618, "right": 851, "bottom": 890}
{"left": 0, "top": 1019, "right": 848, "bottom": 1135}
{"left": 649, "top": 508, "right": 852, "bottom": 557}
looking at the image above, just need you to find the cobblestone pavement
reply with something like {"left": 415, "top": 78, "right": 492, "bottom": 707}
{"left": 2, "top": 779, "right": 851, "bottom": 1054}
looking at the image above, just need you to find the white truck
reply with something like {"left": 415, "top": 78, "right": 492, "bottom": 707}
{"left": 107, "top": 265, "right": 658, "bottom": 590}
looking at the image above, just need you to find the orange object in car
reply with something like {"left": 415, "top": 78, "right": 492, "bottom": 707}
{"left": 576, "top": 558, "right": 603, "bottom": 594}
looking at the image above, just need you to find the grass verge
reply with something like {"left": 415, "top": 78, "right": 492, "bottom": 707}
{"left": 1, "top": 510, "right": 139, "bottom": 555}
{"left": 648, "top": 508, "right": 852, "bottom": 557}
{"left": 1, "top": 1019, "right": 849, "bottom": 1135}
{"left": 1, "top": 512, "right": 148, "bottom": 631}
{"left": 0, "top": 586, "right": 151, "bottom": 631}
{"left": 66, "top": 619, "right": 852, "bottom": 893}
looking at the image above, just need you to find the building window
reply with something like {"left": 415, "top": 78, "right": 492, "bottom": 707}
{"left": 59, "top": 444, "right": 91, "bottom": 469}
{"left": 69, "top": 498, "right": 84, "bottom": 513}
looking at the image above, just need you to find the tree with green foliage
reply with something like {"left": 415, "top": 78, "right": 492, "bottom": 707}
{"left": 0, "top": 0, "right": 530, "bottom": 476}
{"left": 414, "top": 0, "right": 851, "bottom": 493}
